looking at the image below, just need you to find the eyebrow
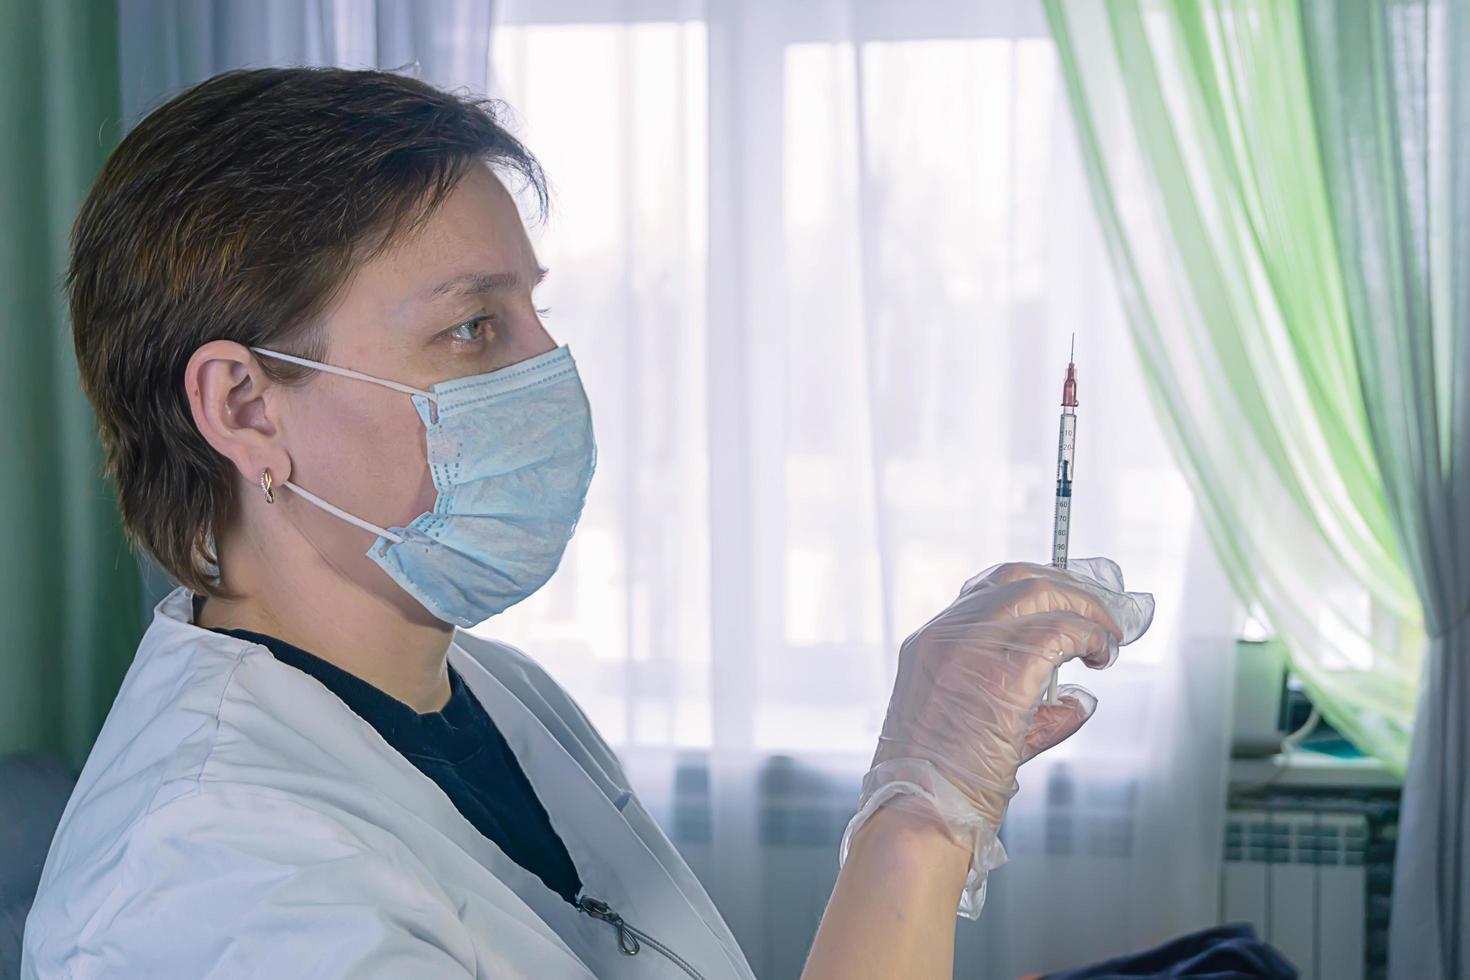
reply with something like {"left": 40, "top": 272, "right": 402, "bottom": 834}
{"left": 426, "top": 265, "right": 549, "bottom": 299}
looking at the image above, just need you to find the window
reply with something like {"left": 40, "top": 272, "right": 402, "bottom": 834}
{"left": 475, "top": 2, "right": 1201, "bottom": 761}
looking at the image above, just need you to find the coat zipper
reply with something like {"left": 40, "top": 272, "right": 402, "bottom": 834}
{"left": 576, "top": 895, "right": 708, "bottom": 980}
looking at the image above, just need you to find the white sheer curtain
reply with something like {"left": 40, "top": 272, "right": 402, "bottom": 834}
{"left": 117, "top": 2, "right": 1241, "bottom": 976}
{"left": 483, "top": 2, "right": 1239, "bottom": 976}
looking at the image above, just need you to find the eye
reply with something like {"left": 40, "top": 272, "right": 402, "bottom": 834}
{"left": 535, "top": 305, "right": 552, "bottom": 318}
{"left": 448, "top": 316, "right": 491, "bottom": 342}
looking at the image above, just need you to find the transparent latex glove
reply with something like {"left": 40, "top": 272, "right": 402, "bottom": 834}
{"left": 840, "top": 558, "right": 1155, "bottom": 918}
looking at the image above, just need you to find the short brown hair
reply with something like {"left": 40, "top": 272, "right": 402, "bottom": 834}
{"left": 69, "top": 66, "right": 549, "bottom": 595}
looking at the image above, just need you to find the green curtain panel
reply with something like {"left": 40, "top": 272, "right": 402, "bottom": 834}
{"left": 1045, "top": 1, "right": 1469, "bottom": 974}
{"left": 0, "top": 1, "right": 143, "bottom": 771}
{"left": 1041, "top": 0, "right": 1423, "bottom": 775}
{"left": 1300, "top": 3, "right": 1469, "bottom": 976}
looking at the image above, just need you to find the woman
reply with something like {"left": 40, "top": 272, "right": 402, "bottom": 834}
{"left": 22, "top": 67, "right": 1152, "bottom": 979}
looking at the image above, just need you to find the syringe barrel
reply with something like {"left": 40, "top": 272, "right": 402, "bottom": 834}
{"left": 1056, "top": 410, "right": 1076, "bottom": 482}
{"left": 1052, "top": 495, "right": 1071, "bottom": 568}
{"left": 1052, "top": 410, "right": 1077, "bottom": 569}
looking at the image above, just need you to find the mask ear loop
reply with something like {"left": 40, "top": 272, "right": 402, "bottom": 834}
{"left": 282, "top": 479, "right": 405, "bottom": 547}
{"left": 249, "top": 346, "right": 425, "bottom": 551}
{"left": 250, "top": 347, "right": 438, "bottom": 401}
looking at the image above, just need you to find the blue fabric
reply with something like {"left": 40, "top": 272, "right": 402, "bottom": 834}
{"left": 1044, "top": 923, "right": 1297, "bottom": 980}
{"left": 0, "top": 752, "right": 77, "bottom": 980}
{"left": 376, "top": 345, "right": 597, "bottom": 627}
{"left": 208, "top": 626, "right": 583, "bottom": 905}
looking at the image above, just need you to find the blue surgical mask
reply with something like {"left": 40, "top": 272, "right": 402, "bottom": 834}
{"left": 250, "top": 344, "right": 597, "bottom": 627}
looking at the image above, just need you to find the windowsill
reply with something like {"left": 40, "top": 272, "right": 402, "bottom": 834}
{"left": 1229, "top": 748, "right": 1401, "bottom": 791}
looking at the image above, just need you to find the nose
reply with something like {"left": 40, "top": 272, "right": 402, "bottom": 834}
{"left": 525, "top": 317, "right": 557, "bottom": 357}
{"left": 526, "top": 320, "right": 552, "bottom": 354}
{"left": 492, "top": 314, "right": 558, "bottom": 373}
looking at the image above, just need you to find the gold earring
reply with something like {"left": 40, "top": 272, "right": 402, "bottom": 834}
{"left": 259, "top": 467, "right": 276, "bottom": 504}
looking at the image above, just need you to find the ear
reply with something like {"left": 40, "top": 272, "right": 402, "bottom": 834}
{"left": 184, "top": 340, "right": 291, "bottom": 486}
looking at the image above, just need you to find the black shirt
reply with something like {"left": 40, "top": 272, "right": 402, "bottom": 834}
{"left": 207, "top": 626, "right": 583, "bottom": 905}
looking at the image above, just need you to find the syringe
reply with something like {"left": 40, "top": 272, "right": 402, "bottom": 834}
{"left": 1046, "top": 336, "right": 1079, "bottom": 706}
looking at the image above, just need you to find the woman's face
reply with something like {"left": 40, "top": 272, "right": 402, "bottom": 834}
{"left": 268, "top": 164, "right": 555, "bottom": 622}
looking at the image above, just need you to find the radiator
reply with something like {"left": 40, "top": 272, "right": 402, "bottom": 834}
{"left": 1221, "top": 808, "right": 1367, "bottom": 980}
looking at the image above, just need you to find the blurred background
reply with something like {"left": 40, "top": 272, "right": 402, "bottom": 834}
{"left": 5, "top": 2, "right": 1463, "bottom": 979}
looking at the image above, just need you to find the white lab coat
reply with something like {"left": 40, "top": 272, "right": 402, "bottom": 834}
{"left": 22, "top": 587, "right": 755, "bottom": 979}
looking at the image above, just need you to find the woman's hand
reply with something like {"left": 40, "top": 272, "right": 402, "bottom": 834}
{"left": 803, "top": 558, "right": 1153, "bottom": 980}
{"left": 867, "top": 558, "right": 1154, "bottom": 849}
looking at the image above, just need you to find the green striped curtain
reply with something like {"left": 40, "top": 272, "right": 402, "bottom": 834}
{"left": 0, "top": 1, "right": 143, "bottom": 772}
{"left": 1040, "top": 0, "right": 1423, "bottom": 773}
